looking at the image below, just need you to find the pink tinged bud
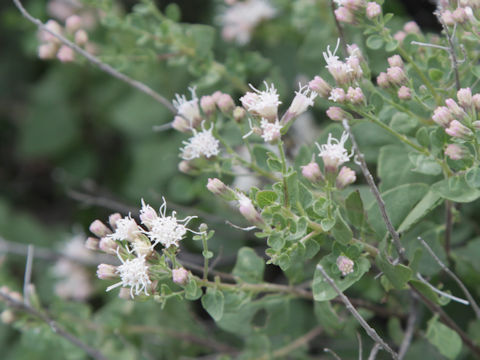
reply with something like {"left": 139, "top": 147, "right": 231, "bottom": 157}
{"left": 57, "top": 45, "right": 75, "bottom": 62}
{"left": 109, "top": 213, "right": 122, "bottom": 229}
{"left": 346, "top": 56, "right": 363, "bottom": 79}
{"left": 309, "top": 76, "right": 331, "bottom": 98}
{"left": 139, "top": 206, "right": 157, "bottom": 230}
{"left": 432, "top": 106, "right": 453, "bottom": 127}
{"left": 335, "top": 7, "right": 354, "bottom": 24}
{"left": 387, "top": 55, "right": 403, "bottom": 68}
{"left": 97, "top": 264, "right": 117, "bottom": 279}
{"left": 238, "top": 195, "right": 265, "bottom": 228}
{"left": 397, "top": 86, "right": 411, "bottom": 100}
{"left": 38, "top": 43, "right": 58, "bottom": 59}
{"left": 386, "top": 66, "right": 407, "bottom": 86}
{"left": 445, "top": 144, "right": 467, "bottom": 160}
{"left": 200, "top": 95, "right": 216, "bottom": 116}
{"left": 172, "top": 115, "right": 191, "bottom": 133}
{"left": 445, "top": 120, "right": 473, "bottom": 138}
{"left": 393, "top": 31, "right": 406, "bottom": 43}
{"left": 452, "top": 7, "right": 467, "bottom": 23}
{"left": 217, "top": 94, "right": 235, "bottom": 113}
{"left": 89, "top": 220, "right": 111, "bottom": 238}
{"left": 172, "top": 268, "right": 189, "bottom": 285}
{"left": 457, "top": 88, "right": 472, "bottom": 108}
{"left": 336, "top": 166, "right": 356, "bottom": 189}
{"left": 99, "top": 237, "right": 118, "bottom": 255}
{"left": 211, "top": 91, "right": 223, "bottom": 103}
{"left": 178, "top": 160, "right": 194, "bottom": 174}
{"left": 346, "top": 87, "right": 364, "bottom": 104}
{"left": 366, "top": 2, "right": 381, "bottom": 19}
{"left": 473, "top": 94, "right": 480, "bottom": 111}
{"left": 404, "top": 21, "right": 420, "bottom": 34}
{"left": 301, "top": 162, "right": 324, "bottom": 183}
{"left": 65, "top": 15, "right": 82, "bottom": 33}
{"left": 445, "top": 98, "right": 465, "bottom": 118}
{"left": 344, "top": 0, "right": 365, "bottom": 11}
{"left": 85, "top": 237, "right": 100, "bottom": 251}
{"left": 40, "top": 20, "right": 63, "bottom": 43}
{"left": 1, "top": 310, "right": 15, "bottom": 324}
{"left": 329, "top": 88, "right": 346, "bottom": 103}
{"left": 74, "top": 29, "right": 88, "bottom": 46}
{"left": 377, "top": 72, "right": 390, "bottom": 88}
{"left": 441, "top": 10, "right": 456, "bottom": 26}
{"left": 233, "top": 106, "right": 246, "bottom": 122}
{"left": 207, "top": 178, "right": 237, "bottom": 201}
{"left": 326, "top": 106, "right": 349, "bottom": 121}
{"left": 336, "top": 255, "right": 354, "bottom": 276}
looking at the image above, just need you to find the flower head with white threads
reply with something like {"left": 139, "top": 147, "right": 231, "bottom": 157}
{"left": 287, "top": 83, "right": 318, "bottom": 118}
{"left": 106, "top": 251, "right": 152, "bottom": 298}
{"left": 220, "top": 0, "right": 276, "bottom": 45}
{"left": 323, "top": 39, "right": 354, "bottom": 85}
{"left": 107, "top": 216, "right": 140, "bottom": 242}
{"left": 181, "top": 122, "right": 220, "bottom": 160}
{"left": 316, "top": 131, "right": 353, "bottom": 172}
{"left": 243, "top": 117, "right": 282, "bottom": 143}
{"left": 172, "top": 87, "right": 201, "bottom": 128}
{"left": 240, "top": 82, "right": 282, "bottom": 121}
{"left": 142, "top": 197, "right": 199, "bottom": 249}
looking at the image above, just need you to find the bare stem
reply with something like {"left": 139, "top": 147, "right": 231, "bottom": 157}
{"left": 330, "top": 0, "right": 348, "bottom": 56}
{"left": 418, "top": 236, "right": 480, "bottom": 319}
{"left": 23, "top": 245, "right": 34, "bottom": 306}
{"left": 12, "top": 0, "right": 176, "bottom": 114}
{"left": 367, "top": 344, "right": 381, "bottom": 360}
{"left": 316, "top": 264, "right": 399, "bottom": 360}
{"left": 342, "top": 119, "right": 405, "bottom": 261}
{"left": 398, "top": 297, "right": 418, "bottom": 360}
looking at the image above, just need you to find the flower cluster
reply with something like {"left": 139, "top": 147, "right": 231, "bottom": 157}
{"left": 440, "top": 2, "right": 480, "bottom": 28}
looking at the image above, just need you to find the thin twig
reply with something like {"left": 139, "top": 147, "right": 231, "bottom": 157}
{"left": 23, "top": 245, "right": 34, "bottom": 306}
{"left": 416, "top": 273, "right": 469, "bottom": 306}
{"left": 12, "top": 0, "right": 176, "bottom": 114}
{"left": 398, "top": 297, "right": 418, "bottom": 360}
{"left": 0, "top": 290, "right": 108, "bottom": 360}
{"left": 367, "top": 344, "right": 381, "bottom": 360}
{"left": 316, "top": 264, "right": 399, "bottom": 360}
{"left": 438, "top": 17, "right": 461, "bottom": 90}
{"left": 324, "top": 348, "right": 343, "bottom": 360}
{"left": 445, "top": 200, "right": 452, "bottom": 258}
{"left": 342, "top": 119, "right": 405, "bottom": 261}
{"left": 418, "top": 236, "right": 480, "bottom": 319}
{"left": 410, "top": 41, "right": 449, "bottom": 51}
{"left": 357, "top": 332, "right": 363, "bottom": 360}
{"left": 330, "top": 0, "right": 348, "bottom": 56}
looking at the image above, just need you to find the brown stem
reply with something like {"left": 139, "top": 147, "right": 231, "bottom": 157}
{"left": 330, "top": 0, "right": 348, "bottom": 56}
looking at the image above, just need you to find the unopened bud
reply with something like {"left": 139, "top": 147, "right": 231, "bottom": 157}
{"left": 387, "top": 54, "right": 403, "bottom": 68}
{"left": 377, "top": 72, "right": 390, "bottom": 88}
{"left": 445, "top": 98, "right": 466, "bottom": 118}
{"left": 336, "top": 166, "right": 356, "bottom": 189}
{"left": 393, "top": 31, "right": 406, "bottom": 43}
{"left": 457, "top": 88, "right": 472, "bottom": 108}
{"left": 329, "top": 88, "right": 346, "bottom": 103}
{"left": 445, "top": 120, "right": 473, "bottom": 138}
{"left": 89, "top": 220, "right": 111, "bottom": 238}
{"left": 346, "top": 87, "right": 364, "bottom": 104}
{"left": 172, "top": 268, "right": 189, "bottom": 285}
{"left": 233, "top": 106, "right": 246, "bottom": 122}
{"left": 1, "top": 310, "right": 15, "bottom": 324}
{"left": 335, "top": 7, "right": 354, "bottom": 24}
{"left": 85, "top": 237, "right": 100, "bottom": 251}
{"left": 366, "top": 2, "right": 381, "bottom": 19}
{"left": 200, "top": 95, "right": 216, "bottom": 116}
{"left": 473, "top": 94, "right": 480, "bottom": 110}
{"left": 452, "top": 7, "right": 467, "bottom": 23}
{"left": 65, "top": 15, "right": 82, "bottom": 33}
{"left": 386, "top": 66, "right": 407, "bottom": 86}
{"left": 441, "top": 10, "right": 455, "bottom": 26}
{"left": 211, "top": 91, "right": 223, "bottom": 103}
{"left": 473, "top": 121, "right": 480, "bottom": 130}
{"left": 99, "top": 237, "right": 118, "bottom": 255}
{"left": 38, "top": 43, "right": 58, "bottom": 59}
{"left": 432, "top": 106, "right": 453, "bottom": 127}
{"left": 301, "top": 162, "right": 324, "bottom": 183}
{"left": 397, "top": 86, "right": 411, "bottom": 100}
{"left": 344, "top": 0, "right": 365, "bottom": 11}
{"left": 40, "top": 20, "right": 63, "bottom": 43}
{"left": 178, "top": 160, "right": 194, "bottom": 174}
{"left": 238, "top": 194, "right": 265, "bottom": 228}
{"left": 326, "top": 106, "right": 349, "bottom": 121}
{"left": 207, "top": 178, "right": 237, "bottom": 201}
{"left": 109, "top": 213, "right": 122, "bottom": 229}
{"left": 57, "top": 45, "right": 75, "bottom": 62}
{"left": 404, "top": 21, "right": 420, "bottom": 34}
{"left": 172, "top": 115, "right": 191, "bottom": 133}
{"left": 97, "top": 264, "right": 117, "bottom": 279}
{"left": 309, "top": 76, "right": 331, "bottom": 98}
{"left": 74, "top": 29, "right": 88, "bottom": 46}
{"left": 445, "top": 144, "right": 467, "bottom": 160}
{"left": 336, "top": 255, "right": 354, "bottom": 276}
{"left": 217, "top": 94, "right": 235, "bottom": 113}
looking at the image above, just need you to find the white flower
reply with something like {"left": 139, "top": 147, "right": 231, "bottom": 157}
{"left": 243, "top": 117, "right": 282, "bottom": 143}
{"left": 181, "top": 122, "right": 220, "bottom": 160}
{"left": 172, "top": 87, "right": 201, "bottom": 127}
{"left": 316, "top": 131, "right": 353, "bottom": 171}
{"left": 107, "top": 216, "right": 140, "bottom": 241}
{"left": 106, "top": 252, "right": 152, "bottom": 298}
{"left": 220, "top": 0, "right": 276, "bottom": 45}
{"left": 323, "top": 39, "right": 355, "bottom": 84}
{"left": 288, "top": 84, "right": 317, "bottom": 116}
{"left": 142, "top": 198, "right": 198, "bottom": 249}
{"left": 240, "top": 82, "right": 282, "bottom": 120}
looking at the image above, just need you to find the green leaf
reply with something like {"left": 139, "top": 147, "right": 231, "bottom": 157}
{"left": 416, "top": 127, "right": 430, "bottom": 148}
{"left": 267, "top": 232, "right": 285, "bottom": 251}
{"left": 313, "top": 256, "right": 370, "bottom": 301}
{"left": 256, "top": 190, "right": 278, "bottom": 208}
{"left": 233, "top": 247, "right": 265, "bottom": 283}
{"left": 390, "top": 113, "right": 417, "bottom": 134}
{"left": 428, "top": 68, "right": 443, "bottom": 81}
{"left": 314, "top": 301, "right": 342, "bottom": 334}
{"left": 472, "top": 65, "right": 480, "bottom": 79}
{"left": 465, "top": 167, "right": 480, "bottom": 189}
{"left": 321, "top": 217, "right": 336, "bottom": 232}
{"left": 366, "top": 35, "right": 384, "bottom": 50}
{"left": 385, "top": 39, "right": 398, "bottom": 52}
{"left": 285, "top": 171, "right": 299, "bottom": 207}
{"left": 408, "top": 153, "right": 442, "bottom": 175}
{"left": 184, "top": 279, "right": 202, "bottom": 300}
{"left": 345, "top": 190, "right": 366, "bottom": 228}
{"left": 397, "top": 191, "right": 442, "bottom": 233}
{"left": 267, "top": 155, "right": 283, "bottom": 172}
{"left": 426, "top": 316, "right": 462, "bottom": 359}
{"left": 298, "top": 183, "right": 313, "bottom": 209}
{"left": 431, "top": 174, "right": 480, "bottom": 203}
{"left": 331, "top": 209, "right": 352, "bottom": 245}
{"left": 376, "top": 253, "right": 412, "bottom": 290}
{"left": 278, "top": 253, "right": 291, "bottom": 271}
{"left": 304, "top": 235, "right": 321, "bottom": 259}
{"left": 201, "top": 288, "right": 225, "bottom": 322}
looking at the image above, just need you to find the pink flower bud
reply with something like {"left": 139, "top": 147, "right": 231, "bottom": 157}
{"left": 393, "top": 31, "right": 406, "bottom": 43}
{"left": 432, "top": 106, "right": 453, "bottom": 127}
{"left": 1, "top": 310, "right": 15, "bottom": 324}
{"left": 457, "top": 88, "right": 472, "bottom": 108}
{"left": 74, "top": 29, "right": 88, "bottom": 46}
{"left": 335, "top": 7, "right": 354, "bottom": 24}
{"left": 200, "top": 95, "right": 216, "bottom": 116}
{"left": 336, "top": 255, "right": 354, "bottom": 276}
{"left": 336, "top": 166, "right": 356, "bottom": 189}
{"left": 99, "top": 237, "right": 118, "bottom": 255}
{"left": 57, "top": 45, "right": 75, "bottom": 62}
{"left": 452, "top": 7, "right": 467, "bottom": 23}
{"left": 445, "top": 120, "right": 473, "bottom": 138}
{"left": 38, "top": 43, "right": 58, "bottom": 60}
{"left": 386, "top": 66, "right": 407, "bottom": 86}
{"left": 397, "top": 86, "right": 411, "bottom": 100}
{"left": 178, "top": 160, "right": 194, "bottom": 174}
{"left": 207, "top": 178, "right": 237, "bottom": 201}
{"left": 441, "top": 10, "right": 455, "bottom": 26}
{"left": 473, "top": 94, "right": 480, "bottom": 110}
{"left": 238, "top": 194, "right": 265, "bottom": 228}
{"left": 65, "top": 15, "right": 82, "bottom": 33}
{"left": 172, "top": 115, "right": 191, "bottom": 133}
{"left": 172, "top": 268, "right": 189, "bottom": 285}
{"left": 309, "top": 76, "right": 332, "bottom": 98}
{"left": 346, "top": 56, "right": 363, "bottom": 80}
{"left": 404, "top": 21, "right": 420, "bottom": 34}
{"left": 346, "top": 87, "right": 364, "bottom": 104}
{"left": 387, "top": 55, "right": 403, "bottom": 68}
{"left": 366, "top": 2, "right": 381, "bottom": 19}
{"left": 445, "top": 98, "right": 465, "bottom": 118}
{"left": 85, "top": 237, "right": 100, "bottom": 251}
{"left": 377, "top": 72, "right": 390, "bottom": 88}
{"left": 329, "top": 88, "right": 346, "bottom": 103}
{"left": 96, "top": 264, "right": 117, "bottom": 279}
{"left": 40, "top": 20, "right": 63, "bottom": 43}
{"left": 233, "top": 106, "right": 246, "bottom": 122}
{"left": 326, "top": 106, "right": 349, "bottom": 121}
{"left": 217, "top": 94, "right": 235, "bottom": 113}
{"left": 109, "top": 213, "right": 122, "bottom": 229}
{"left": 89, "top": 220, "right": 111, "bottom": 238}
{"left": 301, "top": 162, "right": 324, "bottom": 183}
{"left": 445, "top": 144, "right": 467, "bottom": 160}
